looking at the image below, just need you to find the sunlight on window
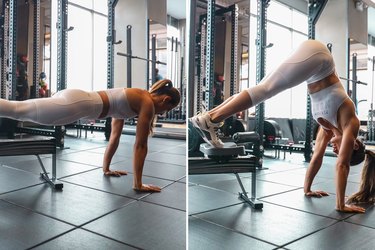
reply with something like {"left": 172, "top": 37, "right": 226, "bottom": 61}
{"left": 247, "top": 0, "right": 308, "bottom": 118}
{"left": 69, "top": 0, "right": 92, "bottom": 9}
{"left": 93, "top": 15, "right": 108, "bottom": 91}
{"left": 66, "top": 1, "right": 108, "bottom": 91}
{"left": 67, "top": 6, "right": 92, "bottom": 91}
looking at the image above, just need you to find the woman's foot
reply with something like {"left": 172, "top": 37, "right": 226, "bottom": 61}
{"left": 190, "top": 113, "right": 224, "bottom": 148}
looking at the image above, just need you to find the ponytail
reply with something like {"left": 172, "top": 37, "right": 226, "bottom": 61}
{"left": 347, "top": 150, "right": 375, "bottom": 204}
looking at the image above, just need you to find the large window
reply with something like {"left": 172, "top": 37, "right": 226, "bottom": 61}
{"left": 66, "top": 1, "right": 108, "bottom": 91}
{"left": 246, "top": 1, "right": 308, "bottom": 118}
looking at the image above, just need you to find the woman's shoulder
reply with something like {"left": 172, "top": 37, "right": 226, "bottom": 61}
{"left": 125, "top": 88, "right": 150, "bottom": 99}
{"left": 126, "top": 88, "right": 154, "bottom": 109}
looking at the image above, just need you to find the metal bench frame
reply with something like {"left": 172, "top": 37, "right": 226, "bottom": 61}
{"left": 0, "top": 137, "right": 63, "bottom": 189}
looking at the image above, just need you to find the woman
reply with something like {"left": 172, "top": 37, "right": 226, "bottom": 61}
{"left": 191, "top": 40, "right": 368, "bottom": 213}
{"left": 0, "top": 79, "right": 180, "bottom": 192}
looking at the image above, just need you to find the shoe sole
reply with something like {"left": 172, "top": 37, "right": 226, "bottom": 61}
{"left": 189, "top": 118, "right": 223, "bottom": 148}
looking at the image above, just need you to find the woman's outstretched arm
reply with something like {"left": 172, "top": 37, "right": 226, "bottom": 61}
{"left": 102, "top": 118, "right": 127, "bottom": 176}
{"left": 132, "top": 102, "right": 161, "bottom": 192}
{"left": 304, "top": 127, "right": 332, "bottom": 197}
{"left": 335, "top": 117, "right": 365, "bottom": 213}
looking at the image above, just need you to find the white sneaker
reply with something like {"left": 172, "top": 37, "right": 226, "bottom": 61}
{"left": 190, "top": 113, "right": 224, "bottom": 148}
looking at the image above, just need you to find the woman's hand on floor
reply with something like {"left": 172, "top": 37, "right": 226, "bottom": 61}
{"left": 133, "top": 184, "right": 161, "bottom": 192}
{"left": 104, "top": 170, "right": 128, "bottom": 177}
{"left": 336, "top": 204, "right": 366, "bottom": 213}
{"left": 305, "top": 190, "right": 329, "bottom": 197}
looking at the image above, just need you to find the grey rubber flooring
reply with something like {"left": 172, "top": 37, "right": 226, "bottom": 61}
{"left": 189, "top": 152, "right": 375, "bottom": 250}
{"left": 0, "top": 131, "right": 186, "bottom": 249}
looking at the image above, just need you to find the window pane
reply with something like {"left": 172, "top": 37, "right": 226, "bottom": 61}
{"left": 93, "top": 14, "right": 108, "bottom": 90}
{"left": 291, "top": 33, "right": 308, "bottom": 118}
{"left": 268, "top": 1, "right": 291, "bottom": 27}
{"left": 292, "top": 10, "right": 307, "bottom": 33}
{"left": 265, "top": 23, "right": 292, "bottom": 118}
{"left": 69, "top": 0, "right": 93, "bottom": 9}
{"left": 93, "top": 1, "right": 107, "bottom": 15}
{"left": 67, "top": 6, "right": 93, "bottom": 91}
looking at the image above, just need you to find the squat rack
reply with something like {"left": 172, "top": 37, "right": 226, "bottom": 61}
{"left": 196, "top": 3, "right": 239, "bottom": 113}
{"left": 1, "top": 0, "right": 70, "bottom": 148}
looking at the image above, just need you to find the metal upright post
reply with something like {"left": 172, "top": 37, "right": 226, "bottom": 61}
{"left": 105, "top": 0, "right": 119, "bottom": 140}
{"left": 352, "top": 53, "right": 357, "bottom": 109}
{"left": 304, "top": 0, "right": 327, "bottom": 162}
{"left": 33, "top": 0, "right": 41, "bottom": 98}
{"left": 230, "top": 4, "right": 239, "bottom": 96}
{"left": 197, "top": 16, "right": 206, "bottom": 114}
{"left": 56, "top": 0, "right": 68, "bottom": 91}
{"left": 107, "top": 0, "right": 119, "bottom": 90}
{"left": 126, "top": 25, "right": 132, "bottom": 88}
{"left": 254, "top": 0, "right": 269, "bottom": 159}
{"left": 370, "top": 56, "right": 375, "bottom": 141}
{"left": 151, "top": 34, "right": 157, "bottom": 84}
{"left": 205, "top": 0, "right": 215, "bottom": 111}
{"left": 146, "top": 19, "right": 150, "bottom": 90}
{"left": 56, "top": 0, "right": 69, "bottom": 148}
{"left": 187, "top": 0, "right": 196, "bottom": 117}
{"left": 0, "top": 1, "right": 9, "bottom": 99}
{"left": 8, "top": 0, "right": 17, "bottom": 100}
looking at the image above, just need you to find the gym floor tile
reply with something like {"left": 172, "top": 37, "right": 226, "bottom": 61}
{"left": 87, "top": 144, "right": 134, "bottom": 157}
{"left": 61, "top": 168, "right": 173, "bottom": 199}
{"left": 34, "top": 228, "right": 137, "bottom": 250}
{"left": 163, "top": 144, "right": 186, "bottom": 156}
{"left": 257, "top": 171, "right": 327, "bottom": 188}
{"left": 142, "top": 182, "right": 186, "bottom": 211}
{"left": 189, "top": 216, "right": 276, "bottom": 250}
{"left": 3, "top": 157, "right": 98, "bottom": 178}
{"left": 285, "top": 221, "right": 375, "bottom": 250}
{"left": 194, "top": 203, "right": 336, "bottom": 246}
{"left": 262, "top": 156, "right": 307, "bottom": 167}
{"left": 197, "top": 177, "right": 299, "bottom": 199}
{"left": 0, "top": 165, "right": 44, "bottom": 194}
{"left": 112, "top": 159, "right": 186, "bottom": 181}
{"left": 347, "top": 173, "right": 362, "bottom": 183}
{"left": 311, "top": 180, "right": 360, "bottom": 196}
{"left": 146, "top": 151, "right": 186, "bottom": 166}
{"left": 177, "top": 176, "right": 186, "bottom": 183}
{"left": 0, "top": 200, "right": 73, "bottom": 249}
{"left": 346, "top": 204, "right": 375, "bottom": 228}
{"left": 0, "top": 182, "right": 134, "bottom": 226}
{"left": 188, "top": 173, "right": 237, "bottom": 185}
{"left": 63, "top": 137, "right": 108, "bottom": 150}
{"left": 260, "top": 189, "right": 354, "bottom": 220}
{"left": 189, "top": 185, "right": 243, "bottom": 215}
{"left": 0, "top": 154, "right": 45, "bottom": 165}
{"left": 148, "top": 137, "right": 184, "bottom": 147}
{"left": 287, "top": 163, "right": 363, "bottom": 180}
{"left": 84, "top": 201, "right": 185, "bottom": 250}
{"left": 58, "top": 150, "right": 128, "bottom": 167}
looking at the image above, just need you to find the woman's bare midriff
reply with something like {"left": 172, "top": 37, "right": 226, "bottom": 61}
{"left": 308, "top": 72, "right": 341, "bottom": 94}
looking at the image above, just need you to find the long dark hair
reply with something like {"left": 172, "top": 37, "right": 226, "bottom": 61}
{"left": 148, "top": 79, "right": 180, "bottom": 135}
{"left": 350, "top": 138, "right": 366, "bottom": 166}
{"left": 347, "top": 150, "right": 375, "bottom": 204}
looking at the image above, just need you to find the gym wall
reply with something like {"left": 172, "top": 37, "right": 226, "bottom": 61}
{"left": 316, "top": 0, "right": 368, "bottom": 90}
{"left": 114, "top": 0, "right": 148, "bottom": 89}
